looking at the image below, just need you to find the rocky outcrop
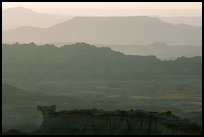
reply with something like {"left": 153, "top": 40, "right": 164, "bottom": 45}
{"left": 37, "top": 105, "right": 201, "bottom": 135}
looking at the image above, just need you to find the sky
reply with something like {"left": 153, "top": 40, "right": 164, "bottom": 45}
{"left": 2, "top": 2, "right": 202, "bottom": 17}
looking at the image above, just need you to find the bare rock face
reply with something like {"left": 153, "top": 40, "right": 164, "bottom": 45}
{"left": 36, "top": 105, "right": 201, "bottom": 135}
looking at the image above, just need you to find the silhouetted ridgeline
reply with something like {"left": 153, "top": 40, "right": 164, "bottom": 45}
{"left": 2, "top": 42, "right": 201, "bottom": 81}
{"left": 2, "top": 7, "right": 72, "bottom": 31}
{"left": 97, "top": 42, "right": 202, "bottom": 60}
{"left": 3, "top": 16, "right": 201, "bottom": 45}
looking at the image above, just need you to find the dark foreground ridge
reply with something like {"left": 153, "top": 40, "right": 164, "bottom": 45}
{"left": 2, "top": 42, "right": 202, "bottom": 81}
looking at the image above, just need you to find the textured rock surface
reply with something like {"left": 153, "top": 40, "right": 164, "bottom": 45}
{"left": 36, "top": 105, "right": 201, "bottom": 135}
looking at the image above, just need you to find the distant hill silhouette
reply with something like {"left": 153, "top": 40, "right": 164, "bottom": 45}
{"left": 159, "top": 16, "right": 202, "bottom": 27}
{"left": 2, "top": 7, "right": 72, "bottom": 30}
{"left": 2, "top": 42, "right": 202, "bottom": 81}
{"left": 2, "top": 16, "right": 201, "bottom": 45}
{"left": 96, "top": 42, "right": 202, "bottom": 60}
{"left": 2, "top": 83, "right": 34, "bottom": 105}
{"left": 2, "top": 84, "right": 25, "bottom": 94}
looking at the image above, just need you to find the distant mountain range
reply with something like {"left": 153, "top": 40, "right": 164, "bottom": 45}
{"left": 2, "top": 42, "right": 202, "bottom": 81}
{"left": 96, "top": 42, "right": 202, "bottom": 60}
{"left": 3, "top": 15, "right": 201, "bottom": 45}
{"left": 42, "top": 41, "right": 202, "bottom": 60}
{"left": 2, "top": 7, "right": 73, "bottom": 30}
{"left": 159, "top": 16, "right": 202, "bottom": 27}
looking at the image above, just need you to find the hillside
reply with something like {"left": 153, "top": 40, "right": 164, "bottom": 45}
{"left": 159, "top": 16, "right": 202, "bottom": 27}
{"left": 2, "top": 16, "right": 202, "bottom": 45}
{"left": 2, "top": 42, "right": 202, "bottom": 133}
{"left": 96, "top": 42, "right": 202, "bottom": 60}
{"left": 2, "top": 42, "right": 202, "bottom": 81}
{"left": 2, "top": 7, "right": 72, "bottom": 30}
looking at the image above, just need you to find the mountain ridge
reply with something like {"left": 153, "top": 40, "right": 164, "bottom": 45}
{"left": 2, "top": 42, "right": 201, "bottom": 81}
{"left": 3, "top": 16, "right": 201, "bottom": 45}
{"left": 2, "top": 7, "right": 72, "bottom": 30}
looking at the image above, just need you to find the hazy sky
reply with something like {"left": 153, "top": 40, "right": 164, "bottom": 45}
{"left": 2, "top": 2, "right": 202, "bottom": 17}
